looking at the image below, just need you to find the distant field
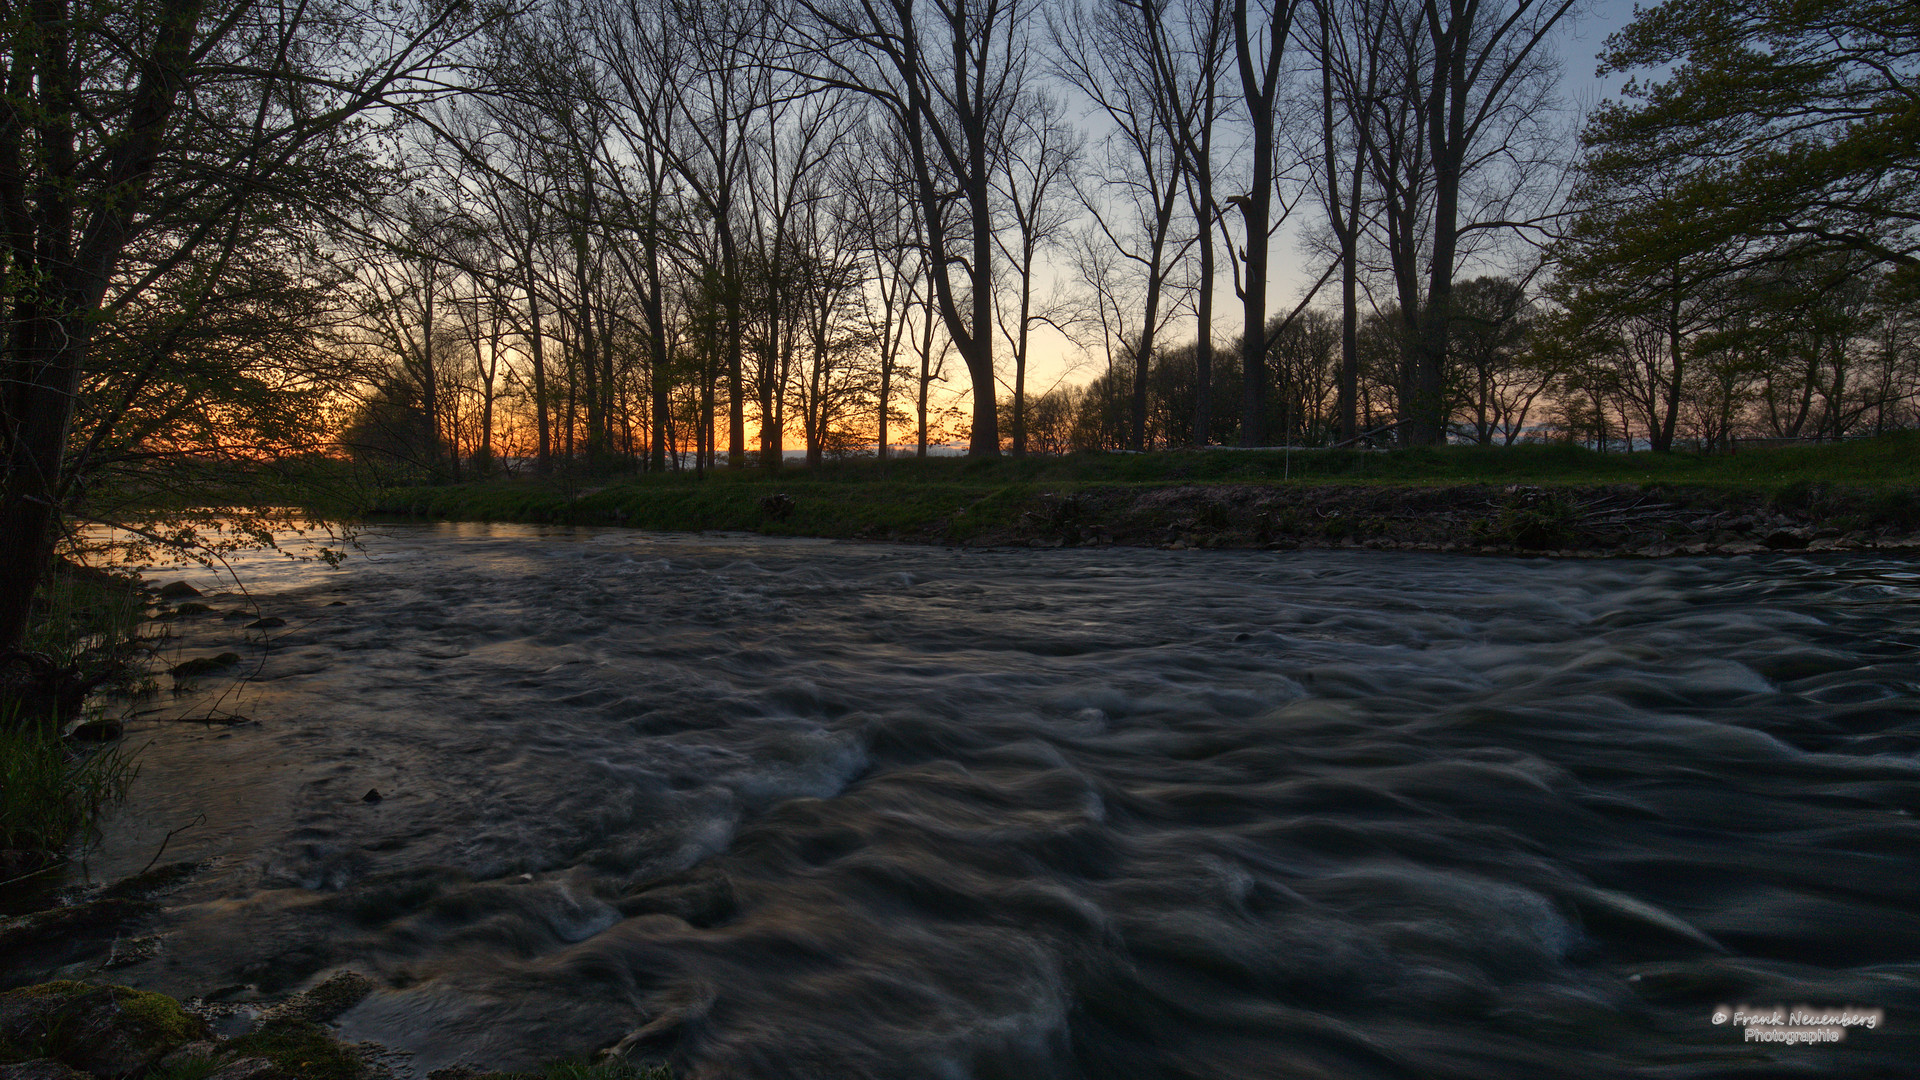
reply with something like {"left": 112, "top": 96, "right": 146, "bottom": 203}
{"left": 364, "top": 433, "right": 1920, "bottom": 547}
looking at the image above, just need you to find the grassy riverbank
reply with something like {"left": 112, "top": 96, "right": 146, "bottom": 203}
{"left": 368, "top": 435, "right": 1920, "bottom": 555}
{"left": 1, "top": 563, "right": 146, "bottom": 881}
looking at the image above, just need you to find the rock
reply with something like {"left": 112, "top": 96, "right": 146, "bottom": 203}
{"left": 207, "top": 1056, "right": 282, "bottom": 1080}
{"left": 157, "top": 1040, "right": 222, "bottom": 1070}
{"left": 0, "top": 982, "right": 207, "bottom": 1077}
{"left": 244, "top": 617, "right": 285, "bottom": 629}
{"left": 102, "top": 935, "right": 160, "bottom": 968}
{"left": 64, "top": 716, "right": 124, "bottom": 741}
{"left": 97, "top": 860, "right": 201, "bottom": 902}
{"left": 156, "top": 581, "right": 202, "bottom": 598}
{"left": 218, "top": 1017, "right": 364, "bottom": 1080}
{"left": 0, "top": 898, "right": 158, "bottom": 955}
{"left": 1762, "top": 526, "right": 1813, "bottom": 549}
{"left": 0, "top": 1061, "right": 92, "bottom": 1080}
{"left": 170, "top": 653, "right": 242, "bottom": 679}
{"left": 361, "top": 789, "right": 382, "bottom": 804}
{"left": 258, "top": 972, "right": 377, "bottom": 1026}
{"left": 759, "top": 493, "right": 796, "bottom": 520}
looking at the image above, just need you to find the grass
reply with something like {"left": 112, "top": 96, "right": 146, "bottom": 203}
{"left": 21, "top": 559, "right": 148, "bottom": 674}
{"left": 2, "top": 561, "right": 147, "bottom": 873}
{"left": 367, "top": 432, "right": 1920, "bottom": 540}
{"left": 0, "top": 716, "right": 137, "bottom": 855}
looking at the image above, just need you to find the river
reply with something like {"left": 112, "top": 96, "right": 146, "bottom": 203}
{"left": 75, "top": 524, "right": 1920, "bottom": 1077}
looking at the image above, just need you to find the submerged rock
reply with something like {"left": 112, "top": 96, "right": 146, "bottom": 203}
{"left": 258, "top": 972, "right": 377, "bottom": 1026}
{"left": 170, "top": 653, "right": 242, "bottom": 679}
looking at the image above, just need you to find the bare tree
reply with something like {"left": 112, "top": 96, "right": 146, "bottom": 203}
{"left": 1303, "top": 0, "right": 1394, "bottom": 444}
{"left": 792, "top": 0, "right": 1043, "bottom": 456}
{"left": 992, "top": 91, "right": 1081, "bottom": 456}
{"left": 1054, "top": 0, "right": 1198, "bottom": 452}
{"left": 1372, "top": 0, "right": 1575, "bottom": 445}
{"left": 1228, "top": 0, "right": 1303, "bottom": 445}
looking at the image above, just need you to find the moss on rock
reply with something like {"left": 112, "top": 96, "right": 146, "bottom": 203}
{"left": 217, "top": 1018, "right": 364, "bottom": 1080}
{"left": 0, "top": 981, "right": 206, "bottom": 1076}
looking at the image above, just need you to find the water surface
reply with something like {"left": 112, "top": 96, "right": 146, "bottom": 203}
{"left": 85, "top": 526, "right": 1920, "bottom": 1077}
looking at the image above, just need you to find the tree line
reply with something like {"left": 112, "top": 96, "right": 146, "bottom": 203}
{"left": 3, "top": 0, "right": 1917, "bottom": 651}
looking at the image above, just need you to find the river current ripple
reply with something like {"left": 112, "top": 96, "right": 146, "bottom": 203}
{"left": 86, "top": 525, "right": 1920, "bottom": 1077}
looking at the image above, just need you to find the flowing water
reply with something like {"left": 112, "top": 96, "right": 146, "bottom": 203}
{"left": 65, "top": 525, "right": 1920, "bottom": 1077}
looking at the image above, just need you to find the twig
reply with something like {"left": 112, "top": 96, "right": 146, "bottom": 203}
{"left": 139, "top": 813, "right": 206, "bottom": 876}
{"left": 0, "top": 856, "right": 73, "bottom": 893}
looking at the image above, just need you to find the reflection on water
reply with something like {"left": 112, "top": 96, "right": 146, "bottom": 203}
{"left": 75, "top": 525, "right": 1920, "bottom": 1076}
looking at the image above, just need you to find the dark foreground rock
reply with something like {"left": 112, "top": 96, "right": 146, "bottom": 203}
{"left": 0, "top": 982, "right": 205, "bottom": 1076}
{"left": 0, "top": 975, "right": 667, "bottom": 1080}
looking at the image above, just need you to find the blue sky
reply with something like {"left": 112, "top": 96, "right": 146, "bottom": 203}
{"left": 988, "top": 0, "right": 1661, "bottom": 425}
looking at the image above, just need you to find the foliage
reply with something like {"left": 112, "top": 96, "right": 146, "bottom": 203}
{"left": 1583, "top": 0, "right": 1920, "bottom": 273}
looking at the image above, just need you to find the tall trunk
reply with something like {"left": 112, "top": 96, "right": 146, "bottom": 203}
{"left": 645, "top": 239, "right": 668, "bottom": 473}
{"left": 1233, "top": 0, "right": 1291, "bottom": 447}
{"left": 1657, "top": 284, "right": 1684, "bottom": 452}
{"left": 807, "top": 294, "right": 827, "bottom": 468}
{"left": 1133, "top": 179, "right": 1179, "bottom": 452}
{"left": 964, "top": 150, "right": 998, "bottom": 456}
{"left": 1193, "top": 199, "right": 1216, "bottom": 446}
{"left": 522, "top": 251, "right": 552, "bottom": 476}
{"left": 420, "top": 263, "right": 442, "bottom": 477}
{"left": 763, "top": 231, "right": 786, "bottom": 469}
{"left": 0, "top": 320, "right": 90, "bottom": 659}
{"left": 720, "top": 222, "right": 745, "bottom": 468}
{"left": 917, "top": 287, "right": 936, "bottom": 459}
{"left": 1013, "top": 245, "right": 1034, "bottom": 456}
{"left": 571, "top": 227, "right": 603, "bottom": 463}
{"left": 877, "top": 347, "right": 893, "bottom": 462}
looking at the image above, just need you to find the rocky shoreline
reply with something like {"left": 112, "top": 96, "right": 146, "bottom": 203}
{"left": 0, "top": 868, "right": 662, "bottom": 1080}
{"left": 378, "top": 478, "right": 1920, "bottom": 558}
{"left": 0, "top": 974, "right": 662, "bottom": 1080}
{"left": 915, "top": 482, "right": 1920, "bottom": 557}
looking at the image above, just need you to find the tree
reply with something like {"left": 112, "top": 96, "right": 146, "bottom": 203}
{"left": 1446, "top": 275, "right": 1546, "bottom": 444}
{"left": 1587, "top": 0, "right": 1920, "bottom": 275}
{"left": 1228, "top": 0, "right": 1302, "bottom": 445}
{"left": 1165, "top": 0, "right": 1233, "bottom": 446}
{"left": 1366, "top": 0, "right": 1573, "bottom": 445}
{"left": 795, "top": 0, "right": 1042, "bottom": 456}
{"left": 1303, "top": 0, "right": 1393, "bottom": 444}
{"left": 1053, "top": 0, "right": 1193, "bottom": 453}
{"left": 0, "top": 0, "right": 475, "bottom": 657}
{"left": 992, "top": 91, "right": 1080, "bottom": 456}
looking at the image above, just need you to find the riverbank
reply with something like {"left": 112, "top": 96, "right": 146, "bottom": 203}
{"left": 0, "top": 976, "right": 667, "bottom": 1080}
{"left": 367, "top": 438, "right": 1920, "bottom": 557}
{"left": 1, "top": 562, "right": 148, "bottom": 884}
